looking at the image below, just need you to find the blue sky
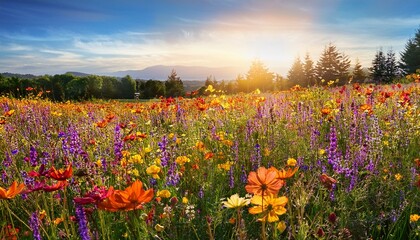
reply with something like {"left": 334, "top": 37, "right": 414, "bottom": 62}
{"left": 0, "top": 0, "right": 419, "bottom": 76}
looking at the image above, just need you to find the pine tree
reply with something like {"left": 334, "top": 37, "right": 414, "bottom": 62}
{"left": 370, "top": 48, "right": 387, "bottom": 83}
{"left": 303, "top": 53, "right": 316, "bottom": 86}
{"left": 315, "top": 43, "right": 350, "bottom": 85}
{"left": 246, "top": 60, "right": 274, "bottom": 92}
{"left": 287, "top": 57, "right": 305, "bottom": 86}
{"left": 385, "top": 50, "right": 400, "bottom": 83}
{"left": 165, "top": 69, "right": 185, "bottom": 97}
{"left": 352, "top": 58, "right": 365, "bottom": 83}
{"left": 400, "top": 28, "right": 420, "bottom": 74}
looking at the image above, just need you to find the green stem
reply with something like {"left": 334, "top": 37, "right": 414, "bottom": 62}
{"left": 4, "top": 201, "right": 31, "bottom": 229}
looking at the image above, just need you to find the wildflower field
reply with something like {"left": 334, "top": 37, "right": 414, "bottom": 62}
{"left": 1, "top": 80, "right": 420, "bottom": 239}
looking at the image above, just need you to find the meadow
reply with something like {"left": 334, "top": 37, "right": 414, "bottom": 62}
{"left": 1, "top": 77, "right": 420, "bottom": 239}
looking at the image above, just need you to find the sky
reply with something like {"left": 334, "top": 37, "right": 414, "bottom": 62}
{"left": 0, "top": 0, "right": 419, "bottom": 77}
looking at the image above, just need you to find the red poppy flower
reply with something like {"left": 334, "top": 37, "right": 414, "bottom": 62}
{"left": 43, "top": 181, "right": 68, "bottom": 192}
{"left": 48, "top": 164, "right": 73, "bottom": 181}
{"left": 319, "top": 173, "right": 337, "bottom": 191}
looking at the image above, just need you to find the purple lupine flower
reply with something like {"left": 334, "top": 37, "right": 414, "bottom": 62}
{"left": 166, "top": 161, "right": 180, "bottom": 186}
{"left": 149, "top": 178, "right": 157, "bottom": 187}
{"left": 329, "top": 184, "right": 336, "bottom": 202}
{"left": 3, "top": 152, "right": 12, "bottom": 168}
{"left": 250, "top": 143, "right": 261, "bottom": 171}
{"left": 1, "top": 170, "right": 7, "bottom": 183}
{"left": 240, "top": 165, "right": 247, "bottom": 184}
{"left": 29, "top": 146, "right": 38, "bottom": 167}
{"left": 228, "top": 166, "right": 235, "bottom": 189}
{"left": 75, "top": 204, "right": 91, "bottom": 240}
{"left": 100, "top": 157, "right": 107, "bottom": 172}
{"left": 113, "top": 124, "right": 123, "bottom": 166}
{"left": 310, "top": 127, "right": 320, "bottom": 150}
{"left": 198, "top": 187, "right": 204, "bottom": 199}
{"left": 327, "top": 126, "right": 338, "bottom": 170}
{"left": 29, "top": 212, "right": 42, "bottom": 240}
{"left": 40, "top": 152, "right": 50, "bottom": 165}
{"left": 158, "top": 136, "right": 170, "bottom": 167}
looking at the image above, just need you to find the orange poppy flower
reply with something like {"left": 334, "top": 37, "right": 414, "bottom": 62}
{"left": 359, "top": 104, "right": 373, "bottom": 114}
{"left": 321, "top": 108, "right": 331, "bottom": 115}
{"left": 48, "top": 164, "right": 73, "bottom": 181}
{"left": 319, "top": 174, "right": 337, "bottom": 191}
{"left": 95, "top": 119, "right": 108, "bottom": 128}
{"left": 245, "top": 167, "right": 284, "bottom": 196}
{"left": 274, "top": 166, "right": 299, "bottom": 180}
{"left": 4, "top": 110, "right": 15, "bottom": 117}
{"left": 0, "top": 181, "right": 25, "bottom": 199}
{"left": 98, "top": 180, "right": 154, "bottom": 212}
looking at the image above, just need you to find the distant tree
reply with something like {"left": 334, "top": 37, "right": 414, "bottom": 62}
{"left": 36, "top": 75, "right": 52, "bottom": 93}
{"left": 205, "top": 75, "right": 218, "bottom": 87}
{"left": 246, "top": 60, "right": 274, "bottom": 92}
{"left": 141, "top": 80, "right": 165, "bottom": 99}
{"left": 165, "top": 69, "right": 185, "bottom": 97}
{"left": 224, "top": 81, "right": 236, "bottom": 94}
{"left": 235, "top": 74, "right": 248, "bottom": 92}
{"left": 274, "top": 74, "right": 290, "bottom": 91}
{"left": 119, "top": 75, "right": 136, "bottom": 99}
{"left": 65, "top": 78, "right": 88, "bottom": 100}
{"left": 287, "top": 57, "right": 305, "bottom": 86}
{"left": 385, "top": 49, "right": 401, "bottom": 83}
{"left": 83, "top": 75, "right": 103, "bottom": 99}
{"left": 303, "top": 53, "right": 316, "bottom": 86}
{"left": 51, "top": 74, "right": 76, "bottom": 101}
{"left": 352, "top": 58, "right": 366, "bottom": 83}
{"left": 101, "top": 76, "right": 120, "bottom": 99}
{"left": 400, "top": 27, "right": 420, "bottom": 74}
{"left": 370, "top": 48, "right": 387, "bottom": 83}
{"left": 315, "top": 43, "right": 351, "bottom": 85}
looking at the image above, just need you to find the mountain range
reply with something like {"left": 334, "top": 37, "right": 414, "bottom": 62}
{"left": 109, "top": 65, "right": 245, "bottom": 80}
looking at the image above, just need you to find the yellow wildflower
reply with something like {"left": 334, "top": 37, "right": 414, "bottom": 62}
{"left": 410, "top": 214, "right": 420, "bottom": 222}
{"left": 287, "top": 158, "right": 297, "bottom": 167}
{"left": 157, "top": 190, "right": 171, "bottom": 198}
{"left": 276, "top": 221, "right": 287, "bottom": 233}
{"left": 175, "top": 156, "right": 190, "bottom": 165}
{"left": 155, "top": 224, "right": 165, "bottom": 232}
{"left": 395, "top": 173, "right": 403, "bottom": 181}
{"left": 53, "top": 217, "right": 64, "bottom": 225}
{"left": 146, "top": 165, "right": 161, "bottom": 179}
{"left": 129, "top": 154, "right": 143, "bottom": 164}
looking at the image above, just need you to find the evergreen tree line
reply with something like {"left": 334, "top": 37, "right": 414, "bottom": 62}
{"left": 201, "top": 27, "right": 420, "bottom": 92}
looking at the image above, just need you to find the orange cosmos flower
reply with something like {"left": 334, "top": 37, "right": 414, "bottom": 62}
{"left": 319, "top": 173, "right": 337, "bottom": 191}
{"left": 248, "top": 194, "right": 288, "bottom": 222}
{"left": 0, "top": 181, "right": 25, "bottom": 199}
{"left": 48, "top": 164, "right": 73, "bottom": 181}
{"left": 245, "top": 167, "right": 284, "bottom": 196}
{"left": 359, "top": 104, "right": 373, "bottom": 115}
{"left": 274, "top": 166, "right": 299, "bottom": 180}
{"left": 4, "top": 110, "right": 15, "bottom": 117}
{"left": 321, "top": 108, "right": 331, "bottom": 115}
{"left": 98, "top": 180, "right": 154, "bottom": 212}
